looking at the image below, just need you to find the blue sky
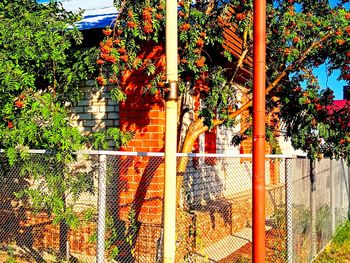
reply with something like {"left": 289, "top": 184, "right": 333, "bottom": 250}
{"left": 313, "top": 67, "right": 346, "bottom": 100}
{"left": 319, "top": 0, "right": 350, "bottom": 100}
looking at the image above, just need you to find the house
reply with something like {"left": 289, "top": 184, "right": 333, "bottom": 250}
{"left": 27, "top": 1, "right": 285, "bottom": 261}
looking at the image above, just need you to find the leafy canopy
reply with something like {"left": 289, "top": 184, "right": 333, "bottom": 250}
{"left": 98, "top": 0, "right": 350, "bottom": 161}
{"left": 0, "top": 0, "right": 133, "bottom": 161}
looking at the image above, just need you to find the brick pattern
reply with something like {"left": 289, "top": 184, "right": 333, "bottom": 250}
{"left": 70, "top": 81, "right": 119, "bottom": 144}
{"left": 18, "top": 211, "right": 96, "bottom": 256}
{"left": 113, "top": 44, "right": 166, "bottom": 261}
{"left": 117, "top": 44, "right": 166, "bottom": 227}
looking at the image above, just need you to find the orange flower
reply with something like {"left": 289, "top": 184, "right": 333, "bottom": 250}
{"left": 7, "top": 121, "right": 13, "bottom": 129}
{"left": 335, "top": 31, "right": 342, "bottom": 36}
{"left": 96, "top": 76, "right": 107, "bottom": 86}
{"left": 157, "top": 82, "right": 165, "bottom": 88}
{"left": 105, "top": 38, "right": 113, "bottom": 47}
{"left": 128, "top": 10, "right": 133, "bottom": 18}
{"left": 143, "top": 22, "right": 153, "bottom": 34}
{"left": 196, "top": 38, "right": 205, "bottom": 47}
{"left": 236, "top": 13, "right": 246, "bottom": 21}
{"left": 180, "top": 23, "right": 190, "bottom": 31}
{"left": 105, "top": 55, "right": 117, "bottom": 64}
{"left": 293, "top": 36, "right": 300, "bottom": 43}
{"left": 100, "top": 53, "right": 109, "bottom": 60}
{"left": 127, "top": 21, "right": 136, "bottom": 28}
{"left": 346, "top": 26, "right": 350, "bottom": 34}
{"left": 109, "top": 76, "right": 118, "bottom": 84}
{"left": 142, "top": 9, "right": 152, "bottom": 20}
{"left": 179, "top": 11, "right": 185, "bottom": 17}
{"left": 103, "top": 29, "right": 112, "bottom": 36}
{"left": 120, "top": 55, "right": 129, "bottom": 62}
{"left": 96, "top": 59, "right": 105, "bottom": 65}
{"left": 337, "top": 39, "right": 345, "bottom": 45}
{"left": 15, "top": 100, "right": 24, "bottom": 108}
{"left": 155, "top": 13, "right": 163, "bottom": 20}
{"left": 100, "top": 45, "right": 112, "bottom": 54}
{"left": 195, "top": 57, "right": 206, "bottom": 68}
{"left": 180, "top": 58, "right": 188, "bottom": 64}
{"left": 118, "top": 47, "right": 126, "bottom": 54}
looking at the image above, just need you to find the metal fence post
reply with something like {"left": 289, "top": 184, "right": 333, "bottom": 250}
{"left": 347, "top": 164, "right": 350, "bottom": 220}
{"left": 310, "top": 159, "right": 317, "bottom": 259}
{"left": 285, "top": 158, "right": 293, "bottom": 263}
{"left": 330, "top": 159, "right": 335, "bottom": 235}
{"left": 97, "top": 154, "right": 107, "bottom": 263}
{"left": 348, "top": 164, "right": 350, "bottom": 221}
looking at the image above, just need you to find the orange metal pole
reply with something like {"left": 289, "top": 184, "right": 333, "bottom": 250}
{"left": 252, "top": 0, "right": 266, "bottom": 262}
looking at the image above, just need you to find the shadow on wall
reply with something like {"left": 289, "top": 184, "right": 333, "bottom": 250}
{"left": 106, "top": 153, "right": 164, "bottom": 263}
{"left": 118, "top": 44, "right": 166, "bottom": 135}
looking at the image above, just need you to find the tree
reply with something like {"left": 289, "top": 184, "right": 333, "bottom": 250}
{"left": 97, "top": 0, "right": 350, "bottom": 164}
{"left": 0, "top": 0, "right": 132, "bottom": 259}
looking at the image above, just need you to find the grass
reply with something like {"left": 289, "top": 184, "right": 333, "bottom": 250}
{"left": 314, "top": 220, "right": 350, "bottom": 263}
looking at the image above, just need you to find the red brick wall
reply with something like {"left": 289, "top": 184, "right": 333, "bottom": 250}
{"left": 118, "top": 44, "right": 166, "bottom": 226}
{"left": 18, "top": 212, "right": 96, "bottom": 256}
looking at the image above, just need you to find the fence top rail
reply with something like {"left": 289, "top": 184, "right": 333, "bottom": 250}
{"left": 0, "top": 149, "right": 295, "bottom": 158}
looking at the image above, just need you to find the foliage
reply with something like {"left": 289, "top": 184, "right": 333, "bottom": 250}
{"left": 98, "top": 0, "right": 350, "bottom": 161}
{"left": 314, "top": 220, "right": 350, "bottom": 262}
{"left": 0, "top": 0, "right": 133, "bottom": 258}
{"left": 0, "top": 0, "right": 132, "bottom": 155}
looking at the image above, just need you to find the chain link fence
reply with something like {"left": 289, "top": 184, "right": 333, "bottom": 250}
{"left": 177, "top": 155, "right": 289, "bottom": 263}
{"left": 291, "top": 157, "right": 349, "bottom": 262}
{"left": 0, "top": 150, "right": 349, "bottom": 262}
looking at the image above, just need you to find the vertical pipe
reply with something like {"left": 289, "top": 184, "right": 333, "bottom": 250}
{"left": 97, "top": 154, "right": 107, "bottom": 263}
{"left": 285, "top": 158, "right": 293, "bottom": 263}
{"left": 252, "top": 0, "right": 266, "bottom": 262}
{"left": 163, "top": 0, "right": 178, "bottom": 262}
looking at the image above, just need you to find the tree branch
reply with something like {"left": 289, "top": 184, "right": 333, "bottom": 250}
{"left": 179, "top": 32, "right": 333, "bottom": 155}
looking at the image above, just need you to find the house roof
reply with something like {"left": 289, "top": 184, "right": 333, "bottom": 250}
{"left": 333, "top": 100, "right": 348, "bottom": 109}
{"left": 327, "top": 100, "right": 350, "bottom": 126}
{"left": 37, "top": 0, "right": 118, "bottom": 30}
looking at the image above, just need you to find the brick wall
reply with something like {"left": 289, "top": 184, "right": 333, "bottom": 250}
{"left": 18, "top": 211, "right": 96, "bottom": 255}
{"left": 109, "top": 44, "right": 166, "bottom": 261}
{"left": 70, "top": 81, "right": 119, "bottom": 145}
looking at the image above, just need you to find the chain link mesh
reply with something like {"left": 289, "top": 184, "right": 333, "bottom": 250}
{"left": 177, "top": 156, "right": 287, "bottom": 262}
{"left": 0, "top": 152, "right": 348, "bottom": 262}
{"left": 291, "top": 158, "right": 349, "bottom": 262}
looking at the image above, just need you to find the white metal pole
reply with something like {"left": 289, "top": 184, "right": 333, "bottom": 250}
{"left": 163, "top": 0, "right": 178, "bottom": 262}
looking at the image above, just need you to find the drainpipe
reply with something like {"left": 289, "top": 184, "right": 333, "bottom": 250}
{"left": 163, "top": 0, "right": 178, "bottom": 262}
{"left": 252, "top": 1, "right": 266, "bottom": 262}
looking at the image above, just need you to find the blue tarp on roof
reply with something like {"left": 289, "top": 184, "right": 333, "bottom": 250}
{"left": 37, "top": 0, "right": 118, "bottom": 30}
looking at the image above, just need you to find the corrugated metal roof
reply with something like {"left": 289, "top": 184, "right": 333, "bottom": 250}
{"left": 37, "top": 0, "right": 118, "bottom": 30}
